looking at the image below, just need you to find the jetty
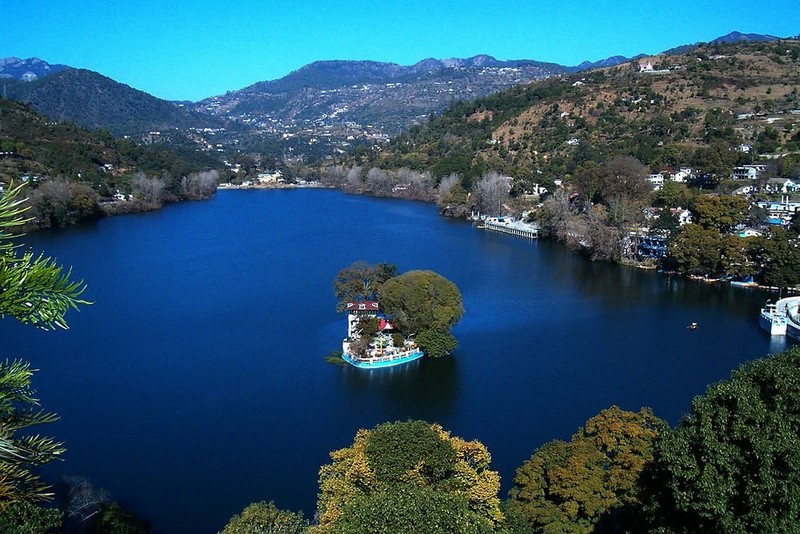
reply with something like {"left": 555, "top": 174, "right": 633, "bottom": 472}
{"left": 478, "top": 216, "right": 540, "bottom": 239}
{"left": 759, "top": 296, "right": 800, "bottom": 338}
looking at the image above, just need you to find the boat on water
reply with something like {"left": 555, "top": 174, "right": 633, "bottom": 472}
{"left": 760, "top": 302, "right": 788, "bottom": 336}
{"left": 342, "top": 333, "right": 423, "bottom": 369}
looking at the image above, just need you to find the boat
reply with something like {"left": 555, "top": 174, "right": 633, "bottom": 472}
{"left": 342, "top": 333, "right": 423, "bottom": 369}
{"left": 760, "top": 302, "right": 787, "bottom": 336}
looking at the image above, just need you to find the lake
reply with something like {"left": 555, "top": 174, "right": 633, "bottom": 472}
{"left": 0, "top": 188, "right": 783, "bottom": 533}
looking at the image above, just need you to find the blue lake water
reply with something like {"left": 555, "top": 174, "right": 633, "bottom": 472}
{"left": 0, "top": 188, "right": 783, "bottom": 533}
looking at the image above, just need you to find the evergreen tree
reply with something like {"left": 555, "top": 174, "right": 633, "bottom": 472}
{"left": 0, "top": 183, "right": 88, "bottom": 507}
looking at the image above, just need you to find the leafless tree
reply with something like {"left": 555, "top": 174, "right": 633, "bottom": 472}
{"left": 475, "top": 171, "right": 511, "bottom": 215}
{"left": 345, "top": 166, "right": 363, "bottom": 191}
{"left": 181, "top": 170, "right": 219, "bottom": 199}
{"left": 366, "top": 167, "right": 393, "bottom": 196}
{"left": 437, "top": 174, "right": 461, "bottom": 205}
{"left": 132, "top": 172, "right": 166, "bottom": 206}
{"left": 395, "top": 168, "right": 434, "bottom": 200}
{"left": 64, "top": 476, "right": 109, "bottom": 523}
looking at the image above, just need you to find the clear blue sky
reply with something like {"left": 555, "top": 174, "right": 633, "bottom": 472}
{"left": 3, "top": 0, "right": 798, "bottom": 102}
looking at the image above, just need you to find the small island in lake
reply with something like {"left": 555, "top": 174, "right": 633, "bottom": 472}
{"left": 341, "top": 301, "right": 424, "bottom": 368}
{"left": 333, "top": 262, "right": 463, "bottom": 367}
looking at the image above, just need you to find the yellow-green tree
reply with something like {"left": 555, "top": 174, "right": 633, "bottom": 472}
{"left": 219, "top": 501, "right": 307, "bottom": 534}
{"left": 507, "top": 406, "right": 666, "bottom": 534}
{"left": 313, "top": 421, "right": 502, "bottom": 533}
{"left": 377, "top": 270, "right": 463, "bottom": 358}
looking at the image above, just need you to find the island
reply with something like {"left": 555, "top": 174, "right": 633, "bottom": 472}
{"left": 333, "top": 262, "right": 464, "bottom": 367}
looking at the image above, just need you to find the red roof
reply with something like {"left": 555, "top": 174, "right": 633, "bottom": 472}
{"left": 346, "top": 301, "right": 379, "bottom": 312}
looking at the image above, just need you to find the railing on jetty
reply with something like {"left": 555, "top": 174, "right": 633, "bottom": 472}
{"left": 481, "top": 217, "right": 540, "bottom": 239}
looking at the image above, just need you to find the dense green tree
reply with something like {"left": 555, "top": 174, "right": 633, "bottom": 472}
{"left": 507, "top": 407, "right": 665, "bottom": 534}
{"left": 377, "top": 270, "right": 463, "bottom": 357}
{"left": 652, "top": 181, "right": 693, "bottom": 209}
{"left": 751, "top": 228, "right": 800, "bottom": 290}
{"left": 332, "top": 261, "right": 397, "bottom": 312}
{"left": 414, "top": 329, "right": 458, "bottom": 359}
{"left": 693, "top": 140, "right": 737, "bottom": 182}
{"left": 643, "top": 347, "right": 800, "bottom": 533}
{"left": 666, "top": 224, "right": 723, "bottom": 276}
{"left": 0, "top": 183, "right": 88, "bottom": 511}
{"left": 219, "top": 501, "right": 308, "bottom": 534}
{"left": 0, "top": 501, "right": 60, "bottom": 533}
{"left": 314, "top": 421, "right": 502, "bottom": 533}
{"left": 690, "top": 195, "right": 748, "bottom": 232}
{"left": 330, "top": 486, "right": 490, "bottom": 534}
{"left": 88, "top": 502, "right": 150, "bottom": 534}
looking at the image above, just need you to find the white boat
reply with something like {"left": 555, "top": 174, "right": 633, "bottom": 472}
{"left": 760, "top": 302, "right": 787, "bottom": 336}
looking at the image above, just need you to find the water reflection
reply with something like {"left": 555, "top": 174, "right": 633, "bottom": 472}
{"left": 339, "top": 356, "right": 459, "bottom": 421}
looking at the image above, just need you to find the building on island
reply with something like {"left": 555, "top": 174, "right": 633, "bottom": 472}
{"left": 341, "top": 301, "right": 422, "bottom": 369}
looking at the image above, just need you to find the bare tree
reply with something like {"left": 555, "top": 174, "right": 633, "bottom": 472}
{"left": 437, "top": 174, "right": 461, "bottom": 205}
{"left": 64, "top": 476, "right": 109, "bottom": 523}
{"left": 345, "top": 166, "right": 363, "bottom": 191}
{"left": 366, "top": 167, "right": 393, "bottom": 196}
{"left": 180, "top": 170, "right": 219, "bottom": 199}
{"left": 395, "top": 168, "right": 434, "bottom": 200}
{"left": 132, "top": 172, "right": 166, "bottom": 206}
{"left": 475, "top": 171, "right": 511, "bottom": 215}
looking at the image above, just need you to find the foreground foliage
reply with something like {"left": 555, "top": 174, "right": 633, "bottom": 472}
{"left": 0, "top": 184, "right": 89, "bottom": 510}
{"left": 0, "top": 501, "right": 60, "bottom": 533}
{"left": 507, "top": 406, "right": 666, "bottom": 533}
{"left": 643, "top": 346, "right": 800, "bottom": 533}
{"left": 314, "top": 420, "right": 502, "bottom": 533}
{"left": 219, "top": 501, "right": 307, "bottom": 534}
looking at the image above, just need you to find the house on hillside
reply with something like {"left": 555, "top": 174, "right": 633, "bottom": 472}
{"left": 672, "top": 168, "right": 692, "bottom": 183}
{"left": 257, "top": 170, "right": 283, "bottom": 184}
{"left": 731, "top": 165, "right": 767, "bottom": 180}
{"left": 648, "top": 173, "right": 665, "bottom": 190}
{"left": 764, "top": 178, "right": 799, "bottom": 194}
{"left": 755, "top": 195, "right": 800, "bottom": 225}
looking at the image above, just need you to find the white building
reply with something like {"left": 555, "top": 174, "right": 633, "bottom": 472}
{"left": 731, "top": 164, "right": 767, "bottom": 180}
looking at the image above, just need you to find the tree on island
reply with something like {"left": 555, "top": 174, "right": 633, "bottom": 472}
{"left": 334, "top": 263, "right": 463, "bottom": 358}
{"left": 0, "top": 183, "right": 88, "bottom": 521}
{"left": 377, "top": 270, "right": 463, "bottom": 358}
{"left": 333, "top": 261, "right": 397, "bottom": 312}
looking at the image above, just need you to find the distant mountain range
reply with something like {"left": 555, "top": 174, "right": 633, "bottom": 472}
{"left": 192, "top": 55, "right": 573, "bottom": 134}
{"left": 0, "top": 30, "right": 794, "bottom": 159}
{"left": 0, "top": 57, "right": 70, "bottom": 81}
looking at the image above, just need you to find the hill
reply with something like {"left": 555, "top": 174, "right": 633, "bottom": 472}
{"left": 3, "top": 68, "right": 223, "bottom": 137}
{"left": 0, "top": 98, "right": 222, "bottom": 227}
{"left": 194, "top": 56, "right": 569, "bottom": 136}
{"left": 367, "top": 39, "right": 800, "bottom": 187}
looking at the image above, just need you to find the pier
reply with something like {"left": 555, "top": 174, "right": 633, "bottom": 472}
{"left": 761, "top": 296, "right": 800, "bottom": 339}
{"left": 480, "top": 216, "right": 540, "bottom": 239}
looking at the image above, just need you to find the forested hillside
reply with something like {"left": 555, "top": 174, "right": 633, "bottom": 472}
{"left": 364, "top": 39, "right": 800, "bottom": 190}
{"left": 3, "top": 68, "right": 222, "bottom": 136}
{"left": 0, "top": 99, "right": 222, "bottom": 228}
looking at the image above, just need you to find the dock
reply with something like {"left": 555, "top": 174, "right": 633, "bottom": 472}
{"left": 480, "top": 216, "right": 540, "bottom": 239}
